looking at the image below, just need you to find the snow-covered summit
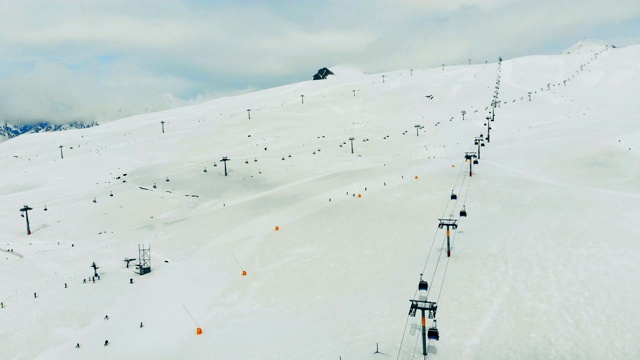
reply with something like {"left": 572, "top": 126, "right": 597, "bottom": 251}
{"left": 562, "top": 39, "right": 610, "bottom": 54}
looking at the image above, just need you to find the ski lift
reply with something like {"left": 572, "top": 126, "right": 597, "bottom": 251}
{"left": 427, "top": 320, "right": 440, "bottom": 341}
{"left": 153, "top": 183, "right": 157, "bottom": 189}
{"left": 203, "top": 167, "right": 207, "bottom": 172}
{"left": 460, "top": 206, "right": 467, "bottom": 217}
{"left": 166, "top": 177, "right": 170, "bottom": 182}
{"left": 110, "top": 191, "right": 113, "bottom": 197}
{"left": 213, "top": 162, "right": 218, "bottom": 167}
{"left": 473, "top": 159, "right": 479, "bottom": 165}
{"left": 44, "top": 205, "right": 48, "bottom": 211}
{"left": 418, "top": 273, "right": 429, "bottom": 292}
{"left": 93, "top": 197, "right": 97, "bottom": 203}
{"left": 481, "top": 142, "right": 485, "bottom": 147}
{"left": 245, "top": 159, "right": 248, "bottom": 164}
{"left": 450, "top": 191, "right": 457, "bottom": 200}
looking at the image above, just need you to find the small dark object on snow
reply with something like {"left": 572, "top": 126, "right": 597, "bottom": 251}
{"left": 75, "top": 343, "right": 80, "bottom": 348}
{"left": 130, "top": 278, "right": 133, "bottom": 284}
{"left": 312, "top": 67, "right": 334, "bottom": 80}
{"left": 104, "top": 340, "right": 109, "bottom": 346}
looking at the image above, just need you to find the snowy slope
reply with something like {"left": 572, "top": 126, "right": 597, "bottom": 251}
{"left": 1, "top": 42, "right": 639, "bottom": 360}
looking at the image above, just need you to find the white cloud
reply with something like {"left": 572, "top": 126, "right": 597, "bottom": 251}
{"left": 0, "top": 0, "right": 638, "bottom": 124}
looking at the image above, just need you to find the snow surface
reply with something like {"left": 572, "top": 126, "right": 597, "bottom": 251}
{"left": 1, "top": 42, "right": 639, "bottom": 360}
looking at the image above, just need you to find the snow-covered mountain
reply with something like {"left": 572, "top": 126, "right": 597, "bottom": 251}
{"left": 0, "top": 121, "right": 98, "bottom": 142}
{"left": 1, "top": 42, "right": 639, "bottom": 360}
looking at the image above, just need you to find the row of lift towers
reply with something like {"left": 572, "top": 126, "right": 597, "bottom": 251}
{"left": 408, "top": 138, "right": 487, "bottom": 358}
{"left": 409, "top": 60, "right": 498, "bottom": 358}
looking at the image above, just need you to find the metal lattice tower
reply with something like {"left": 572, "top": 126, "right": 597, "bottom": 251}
{"left": 137, "top": 244, "right": 151, "bottom": 275}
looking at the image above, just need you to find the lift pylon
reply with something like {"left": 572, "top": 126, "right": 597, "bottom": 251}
{"left": 409, "top": 299, "right": 438, "bottom": 359}
{"left": 438, "top": 219, "right": 458, "bottom": 257}
{"left": 464, "top": 152, "right": 478, "bottom": 176}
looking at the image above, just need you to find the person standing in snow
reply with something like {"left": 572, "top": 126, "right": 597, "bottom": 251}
{"left": 104, "top": 340, "right": 109, "bottom": 346}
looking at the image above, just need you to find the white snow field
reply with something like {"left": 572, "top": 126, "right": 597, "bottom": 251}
{"left": 1, "top": 41, "right": 639, "bottom": 359}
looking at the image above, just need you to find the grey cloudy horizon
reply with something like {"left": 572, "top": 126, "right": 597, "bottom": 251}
{"left": 1, "top": 0, "right": 639, "bottom": 125}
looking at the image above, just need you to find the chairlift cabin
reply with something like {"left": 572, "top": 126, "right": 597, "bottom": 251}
{"left": 473, "top": 159, "right": 479, "bottom": 165}
{"left": 418, "top": 274, "right": 429, "bottom": 292}
{"left": 427, "top": 320, "right": 440, "bottom": 341}
{"left": 460, "top": 206, "right": 467, "bottom": 217}
{"left": 450, "top": 191, "right": 457, "bottom": 200}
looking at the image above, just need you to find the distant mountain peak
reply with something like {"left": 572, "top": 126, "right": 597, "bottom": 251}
{"left": 0, "top": 120, "right": 98, "bottom": 142}
{"left": 562, "top": 39, "right": 610, "bottom": 54}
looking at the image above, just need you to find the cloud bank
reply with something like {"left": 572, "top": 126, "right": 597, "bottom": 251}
{"left": 0, "top": 0, "right": 638, "bottom": 124}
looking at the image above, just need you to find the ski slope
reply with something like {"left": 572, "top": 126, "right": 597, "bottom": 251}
{"left": 1, "top": 41, "right": 639, "bottom": 359}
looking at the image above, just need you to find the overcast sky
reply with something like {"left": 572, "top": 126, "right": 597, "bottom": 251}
{"left": 1, "top": 0, "right": 639, "bottom": 124}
